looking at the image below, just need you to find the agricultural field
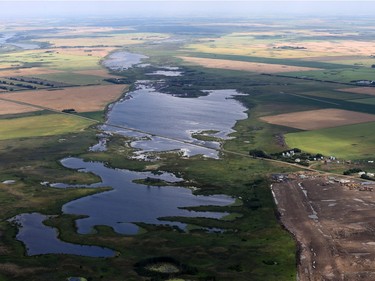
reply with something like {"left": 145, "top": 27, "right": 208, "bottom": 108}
{"left": 1, "top": 84, "right": 128, "bottom": 112}
{"left": 0, "top": 99, "right": 39, "bottom": 115}
{"left": 178, "top": 56, "right": 320, "bottom": 73}
{"left": 0, "top": 114, "right": 95, "bottom": 140}
{"left": 339, "top": 86, "right": 375, "bottom": 96}
{"left": 285, "top": 122, "right": 375, "bottom": 159}
{"left": 34, "top": 33, "right": 169, "bottom": 47}
{"left": 260, "top": 108, "right": 375, "bottom": 130}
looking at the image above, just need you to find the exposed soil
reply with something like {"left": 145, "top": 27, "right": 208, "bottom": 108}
{"left": 272, "top": 174, "right": 375, "bottom": 280}
{"left": 260, "top": 108, "right": 375, "bottom": 130}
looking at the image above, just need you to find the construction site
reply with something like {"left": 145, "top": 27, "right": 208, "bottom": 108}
{"left": 271, "top": 172, "right": 375, "bottom": 281}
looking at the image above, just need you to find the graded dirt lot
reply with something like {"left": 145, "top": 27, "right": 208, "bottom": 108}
{"left": 178, "top": 56, "right": 320, "bottom": 73}
{"left": 272, "top": 174, "right": 375, "bottom": 280}
{"left": 2, "top": 85, "right": 127, "bottom": 112}
{"left": 260, "top": 108, "right": 375, "bottom": 130}
{"left": 0, "top": 99, "right": 39, "bottom": 115}
{"left": 338, "top": 87, "right": 375, "bottom": 97}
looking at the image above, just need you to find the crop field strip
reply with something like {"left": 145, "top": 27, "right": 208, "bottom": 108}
{"left": 180, "top": 52, "right": 356, "bottom": 69}
{"left": 178, "top": 56, "right": 321, "bottom": 73}
{"left": 260, "top": 108, "right": 375, "bottom": 130}
{"left": 0, "top": 84, "right": 127, "bottom": 113}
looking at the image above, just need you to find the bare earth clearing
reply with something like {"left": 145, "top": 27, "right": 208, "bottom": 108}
{"left": 0, "top": 99, "right": 39, "bottom": 115}
{"left": 2, "top": 85, "right": 127, "bottom": 112}
{"left": 272, "top": 175, "right": 375, "bottom": 281}
{"left": 338, "top": 87, "right": 375, "bottom": 97}
{"left": 260, "top": 108, "right": 375, "bottom": 130}
{"left": 178, "top": 56, "right": 320, "bottom": 73}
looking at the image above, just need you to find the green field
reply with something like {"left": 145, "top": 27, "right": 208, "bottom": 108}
{"left": 285, "top": 67, "right": 375, "bottom": 83}
{"left": 0, "top": 114, "right": 95, "bottom": 140}
{"left": 350, "top": 97, "right": 375, "bottom": 105}
{"left": 0, "top": 49, "right": 104, "bottom": 72}
{"left": 33, "top": 72, "right": 107, "bottom": 85}
{"left": 285, "top": 122, "right": 375, "bottom": 159}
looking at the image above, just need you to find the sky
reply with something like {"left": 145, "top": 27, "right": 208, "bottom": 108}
{"left": 0, "top": 1, "right": 375, "bottom": 18}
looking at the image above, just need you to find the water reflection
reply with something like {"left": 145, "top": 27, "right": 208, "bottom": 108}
{"left": 8, "top": 213, "right": 115, "bottom": 257}
{"left": 57, "top": 157, "right": 234, "bottom": 235}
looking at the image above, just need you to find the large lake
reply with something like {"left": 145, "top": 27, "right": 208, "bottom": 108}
{"left": 10, "top": 51, "right": 248, "bottom": 256}
{"left": 104, "top": 82, "right": 247, "bottom": 158}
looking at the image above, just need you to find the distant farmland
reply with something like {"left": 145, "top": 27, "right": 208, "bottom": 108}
{"left": 260, "top": 109, "right": 375, "bottom": 130}
{"left": 285, "top": 122, "right": 375, "bottom": 159}
{"left": 2, "top": 85, "right": 128, "bottom": 113}
{"left": 0, "top": 114, "right": 95, "bottom": 140}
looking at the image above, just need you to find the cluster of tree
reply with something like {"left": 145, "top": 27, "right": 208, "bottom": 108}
{"left": 0, "top": 80, "right": 36, "bottom": 89}
{"left": 361, "top": 174, "right": 375, "bottom": 181}
{"left": 8, "top": 77, "right": 55, "bottom": 87}
{"left": 343, "top": 168, "right": 363, "bottom": 175}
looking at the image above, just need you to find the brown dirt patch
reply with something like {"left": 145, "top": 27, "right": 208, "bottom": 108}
{"left": 2, "top": 85, "right": 128, "bottom": 113}
{"left": 178, "top": 56, "right": 320, "bottom": 73}
{"left": 273, "top": 175, "right": 375, "bottom": 280}
{"left": 338, "top": 87, "right": 375, "bottom": 97}
{"left": 0, "top": 99, "right": 39, "bottom": 115}
{"left": 260, "top": 108, "right": 375, "bottom": 130}
{"left": 0, "top": 67, "right": 63, "bottom": 77}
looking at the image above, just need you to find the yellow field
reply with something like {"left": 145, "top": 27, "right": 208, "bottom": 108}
{"left": 338, "top": 87, "right": 375, "bottom": 97}
{"left": 36, "top": 33, "right": 169, "bottom": 47}
{"left": 185, "top": 32, "right": 375, "bottom": 59}
{"left": 260, "top": 109, "right": 375, "bottom": 130}
{"left": 2, "top": 85, "right": 128, "bottom": 112}
{"left": 178, "top": 56, "right": 320, "bottom": 73}
{"left": 0, "top": 99, "right": 39, "bottom": 115}
{"left": 0, "top": 114, "right": 95, "bottom": 140}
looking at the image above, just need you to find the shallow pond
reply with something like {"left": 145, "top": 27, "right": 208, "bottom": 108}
{"left": 8, "top": 213, "right": 115, "bottom": 257}
{"left": 103, "top": 51, "right": 148, "bottom": 71}
{"left": 57, "top": 157, "right": 234, "bottom": 235}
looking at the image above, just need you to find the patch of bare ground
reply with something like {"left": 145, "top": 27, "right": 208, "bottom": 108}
{"left": 0, "top": 67, "right": 63, "bottom": 77}
{"left": 178, "top": 56, "right": 320, "bottom": 73}
{"left": 260, "top": 108, "right": 375, "bottom": 130}
{"left": 2, "top": 85, "right": 128, "bottom": 112}
{"left": 338, "top": 87, "right": 375, "bottom": 97}
{"left": 0, "top": 99, "right": 39, "bottom": 115}
{"left": 272, "top": 175, "right": 375, "bottom": 280}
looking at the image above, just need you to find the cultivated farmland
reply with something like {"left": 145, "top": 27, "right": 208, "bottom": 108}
{"left": 0, "top": 99, "right": 39, "bottom": 115}
{"left": 2, "top": 85, "right": 128, "bottom": 112}
{"left": 0, "top": 114, "right": 95, "bottom": 140}
{"left": 260, "top": 108, "right": 375, "bottom": 130}
{"left": 178, "top": 56, "right": 320, "bottom": 73}
{"left": 285, "top": 122, "right": 375, "bottom": 159}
